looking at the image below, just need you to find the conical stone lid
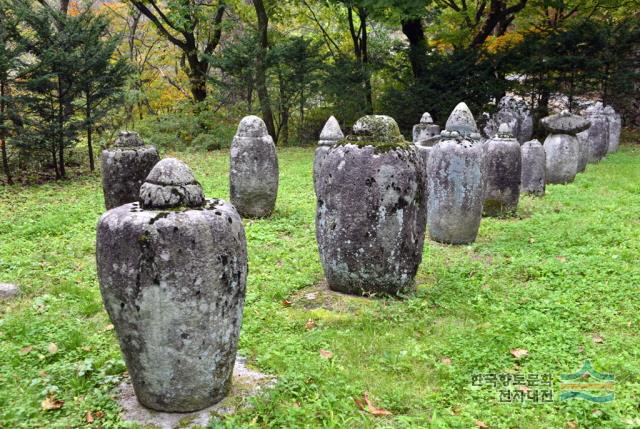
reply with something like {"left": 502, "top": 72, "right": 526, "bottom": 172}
{"left": 318, "top": 116, "right": 344, "bottom": 146}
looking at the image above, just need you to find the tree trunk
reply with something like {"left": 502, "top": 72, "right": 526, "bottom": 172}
{"left": 57, "top": 77, "right": 66, "bottom": 178}
{"left": 86, "top": 95, "right": 94, "bottom": 171}
{"left": 186, "top": 53, "right": 207, "bottom": 102}
{"left": 359, "top": 7, "right": 373, "bottom": 113}
{"left": 59, "top": 0, "right": 69, "bottom": 14}
{"left": 51, "top": 146, "right": 60, "bottom": 179}
{"left": 0, "top": 82, "right": 12, "bottom": 184}
{"left": 253, "top": 0, "right": 277, "bottom": 140}
{"left": 402, "top": 18, "right": 428, "bottom": 81}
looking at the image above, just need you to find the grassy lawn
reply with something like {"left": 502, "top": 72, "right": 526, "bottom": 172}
{"left": 1, "top": 135, "right": 639, "bottom": 428}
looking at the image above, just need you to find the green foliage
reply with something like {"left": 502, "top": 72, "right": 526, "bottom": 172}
{"left": 1, "top": 137, "right": 640, "bottom": 427}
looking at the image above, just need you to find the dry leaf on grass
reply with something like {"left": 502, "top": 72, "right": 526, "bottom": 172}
{"left": 510, "top": 348, "right": 528, "bottom": 359}
{"left": 41, "top": 396, "right": 64, "bottom": 411}
{"left": 319, "top": 349, "right": 333, "bottom": 359}
{"left": 354, "top": 392, "right": 392, "bottom": 416}
{"left": 556, "top": 256, "right": 567, "bottom": 263}
{"left": 305, "top": 319, "right": 316, "bottom": 330}
{"left": 103, "top": 324, "right": 114, "bottom": 331}
{"left": 441, "top": 357, "right": 452, "bottom": 365}
{"left": 47, "top": 343, "right": 58, "bottom": 354}
{"left": 281, "top": 299, "right": 291, "bottom": 307}
{"left": 475, "top": 420, "right": 489, "bottom": 428}
{"left": 85, "top": 411, "right": 94, "bottom": 423}
{"left": 20, "top": 345, "right": 33, "bottom": 354}
{"left": 517, "top": 385, "right": 530, "bottom": 393}
{"left": 592, "top": 334, "right": 604, "bottom": 344}
{"left": 567, "top": 421, "right": 578, "bottom": 429}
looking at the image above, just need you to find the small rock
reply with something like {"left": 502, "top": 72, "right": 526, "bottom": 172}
{"left": 0, "top": 283, "right": 20, "bottom": 300}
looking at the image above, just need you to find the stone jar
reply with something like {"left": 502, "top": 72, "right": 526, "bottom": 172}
{"left": 427, "top": 102, "right": 485, "bottom": 244}
{"left": 584, "top": 102, "right": 609, "bottom": 163}
{"left": 101, "top": 131, "right": 160, "bottom": 209}
{"left": 96, "top": 158, "right": 248, "bottom": 412}
{"left": 604, "top": 105, "right": 622, "bottom": 153}
{"left": 482, "top": 95, "right": 533, "bottom": 144}
{"left": 230, "top": 115, "right": 279, "bottom": 218}
{"left": 541, "top": 111, "right": 590, "bottom": 184}
{"left": 313, "top": 116, "right": 343, "bottom": 194}
{"left": 483, "top": 123, "right": 522, "bottom": 216}
{"left": 315, "top": 115, "right": 426, "bottom": 296}
{"left": 412, "top": 112, "right": 440, "bottom": 143}
{"left": 520, "top": 139, "right": 545, "bottom": 196}
{"left": 575, "top": 130, "right": 590, "bottom": 173}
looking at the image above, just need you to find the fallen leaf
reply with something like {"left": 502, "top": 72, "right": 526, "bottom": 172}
{"left": 592, "top": 334, "right": 604, "bottom": 344}
{"left": 85, "top": 411, "right": 94, "bottom": 423}
{"left": 41, "top": 396, "right": 64, "bottom": 411}
{"left": 281, "top": 299, "right": 291, "bottom": 307}
{"left": 567, "top": 421, "right": 578, "bottom": 428}
{"left": 510, "top": 348, "right": 528, "bottom": 359}
{"left": 319, "top": 349, "right": 333, "bottom": 359}
{"left": 528, "top": 237, "right": 535, "bottom": 244}
{"left": 592, "top": 409, "right": 603, "bottom": 417}
{"left": 475, "top": 420, "right": 489, "bottom": 428}
{"left": 517, "top": 385, "right": 530, "bottom": 393}
{"left": 38, "top": 371, "right": 48, "bottom": 377}
{"left": 20, "top": 345, "right": 33, "bottom": 354}
{"left": 94, "top": 410, "right": 105, "bottom": 419}
{"left": 103, "top": 324, "right": 114, "bottom": 331}
{"left": 305, "top": 319, "right": 316, "bottom": 330}
{"left": 355, "top": 392, "right": 392, "bottom": 416}
{"left": 556, "top": 256, "right": 567, "bottom": 263}
{"left": 441, "top": 357, "right": 452, "bottom": 365}
{"left": 577, "top": 345, "right": 585, "bottom": 353}
{"left": 47, "top": 343, "right": 58, "bottom": 354}
{"left": 627, "top": 321, "right": 632, "bottom": 328}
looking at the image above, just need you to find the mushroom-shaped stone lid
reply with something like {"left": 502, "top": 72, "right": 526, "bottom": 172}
{"left": 496, "top": 122, "right": 514, "bottom": 139}
{"left": 342, "top": 115, "right": 408, "bottom": 150}
{"left": 114, "top": 131, "right": 144, "bottom": 148}
{"left": 541, "top": 110, "right": 590, "bottom": 135}
{"left": 138, "top": 158, "right": 205, "bottom": 209}
{"left": 445, "top": 102, "right": 479, "bottom": 137}
{"left": 420, "top": 112, "right": 434, "bottom": 124}
{"left": 235, "top": 115, "right": 270, "bottom": 138}
{"left": 318, "top": 116, "right": 343, "bottom": 146}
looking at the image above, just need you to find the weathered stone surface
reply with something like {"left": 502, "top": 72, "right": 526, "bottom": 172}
{"left": 543, "top": 134, "right": 580, "bottom": 184}
{"left": 117, "top": 356, "right": 275, "bottom": 429}
{"left": 139, "top": 158, "right": 205, "bottom": 209}
{"left": 412, "top": 112, "right": 440, "bottom": 143}
{"left": 575, "top": 130, "right": 590, "bottom": 173}
{"left": 97, "top": 160, "right": 248, "bottom": 412}
{"left": 604, "top": 105, "right": 622, "bottom": 153}
{"left": 520, "top": 139, "right": 545, "bottom": 196}
{"left": 0, "top": 283, "right": 20, "bottom": 300}
{"left": 483, "top": 123, "right": 521, "bottom": 216}
{"left": 101, "top": 131, "right": 160, "bottom": 210}
{"left": 541, "top": 110, "right": 590, "bottom": 135}
{"left": 315, "top": 115, "right": 426, "bottom": 296}
{"left": 583, "top": 102, "right": 609, "bottom": 163}
{"left": 230, "top": 116, "right": 279, "bottom": 218}
{"left": 314, "top": 116, "right": 343, "bottom": 194}
{"left": 482, "top": 96, "right": 533, "bottom": 143}
{"left": 427, "top": 102, "right": 485, "bottom": 244}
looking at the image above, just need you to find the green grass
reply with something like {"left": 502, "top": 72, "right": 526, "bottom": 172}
{"left": 1, "top": 135, "right": 639, "bottom": 428}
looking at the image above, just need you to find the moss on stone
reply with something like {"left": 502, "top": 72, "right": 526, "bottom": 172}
{"left": 335, "top": 114, "right": 410, "bottom": 152}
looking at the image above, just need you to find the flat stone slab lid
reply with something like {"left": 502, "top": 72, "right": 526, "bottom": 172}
{"left": 114, "top": 131, "right": 144, "bottom": 148}
{"left": 319, "top": 116, "right": 343, "bottom": 145}
{"left": 138, "top": 158, "right": 205, "bottom": 209}
{"left": 541, "top": 110, "right": 591, "bottom": 134}
{"left": 236, "top": 115, "right": 269, "bottom": 138}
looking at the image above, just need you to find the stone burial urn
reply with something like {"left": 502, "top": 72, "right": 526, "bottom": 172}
{"left": 96, "top": 158, "right": 248, "bottom": 412}
{"left": 483, "top": 123, "right": 522, "bottom": 217}
{"left": 520, "top": 139, "right": 546, "bottom": 196}
{"left": 583, "top": 102, "right": 609, "bottom": 163}
{"left": 230, "top": 115, "right": 279, "bottom": 218}
{"left": 101, "top": 131, "right": 160, "bottom": 210}
{"left": 541, "top": 110, "right": 590, "bottom": 184}
{"left": 604, "top": 105, "right": 622, "bottom": 153}
{"left": 313, "top": 116, "right": 343, "bottom": 194}
{"left": 315, "top": 115, "right": 427, "bottom": 296}
{"left": 427, "top": 102, "right": 485, "bottom": 245}
{"left": 412, "top": 112, "right": 440, "bottom": 144}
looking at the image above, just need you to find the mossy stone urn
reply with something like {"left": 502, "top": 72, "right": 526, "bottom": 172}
{"left": 100, "top": 131, "right": 160, "bottom": 210}
{"left": 483, "top": 123, "right": 522, "bottom": 217}
{"left": 315, "top": 115, "right": 427, "bottom": 296}
{"left": 96, "top": 158, "right": 248, "bottom": 412}
{"left": 427, "top": 102, "right": 485, "bottom": 244}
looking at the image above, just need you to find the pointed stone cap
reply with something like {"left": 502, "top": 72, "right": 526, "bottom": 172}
{"left": 497, "top": 123, "right": 514, "bottom": 139}
{"left": 139, "top": 158, "right": 205, "bottom": 209}
{"left": 236, "top": 115, "right": 269, "bottom": 138}
{"left": 541, "top": 110, "right": 590, "bottom": 135}
{"left": 114, "top": 131, "right": 144, "bottom": 148}
{"left": 318, "top": 116, "right": 343, "bottom": 146}
{"left": 445, "top": 102, "right": 479, "bottom": 137}
{"left": 420, "top": 112, "right": 434, "bottom": 124}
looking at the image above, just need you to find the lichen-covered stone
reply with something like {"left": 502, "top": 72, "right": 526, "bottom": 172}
{"left": 412, "top": 112, "right": 440, "bottom": 143}
{"left": 0, "top": 283, "right": 20, "bottom": 300}
{"left": 427, "top": 102, "right": 485, "bottom": 244}
{"left": 314, "top": 116, "right": 343, "bottom": 194}
{"left": 541, "top": 110, "right": 590, "bottom": 135}
{"left": 315, "top": 115, "right": 426, "bottom": 296}
{"left": 520, "top": 139, "right": 545, "bottom": 196}
{"left": 340, "top": 115, "right": 409, "bottom": 151}
{"left": 139, "top": 158, "right": 204, "bottom": 209}
{"left": 575, "top": 130, "right": 590, "bottom": 173}
{"left": 543, "top": 134, "right": 580, "bottom": 184}
{"left": 604, "top": 105, "right": 622, "bottom": 153}
{"left": 483, "top": 123, "right": 521, "bottom": 216}
{"left": 482, "top": 96, "right": 533, "bottom": 143}
{"left": 230, "top": 116, "right": 279, "bottom": 218}
{"left": 583, "top": 102, "right": 609, "bottom": 163}
{"left": 96, "top": 160, "right": 247, "bottom": 412}
{"left": 101, "top": 131, "right": 160, "bottom": 210}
